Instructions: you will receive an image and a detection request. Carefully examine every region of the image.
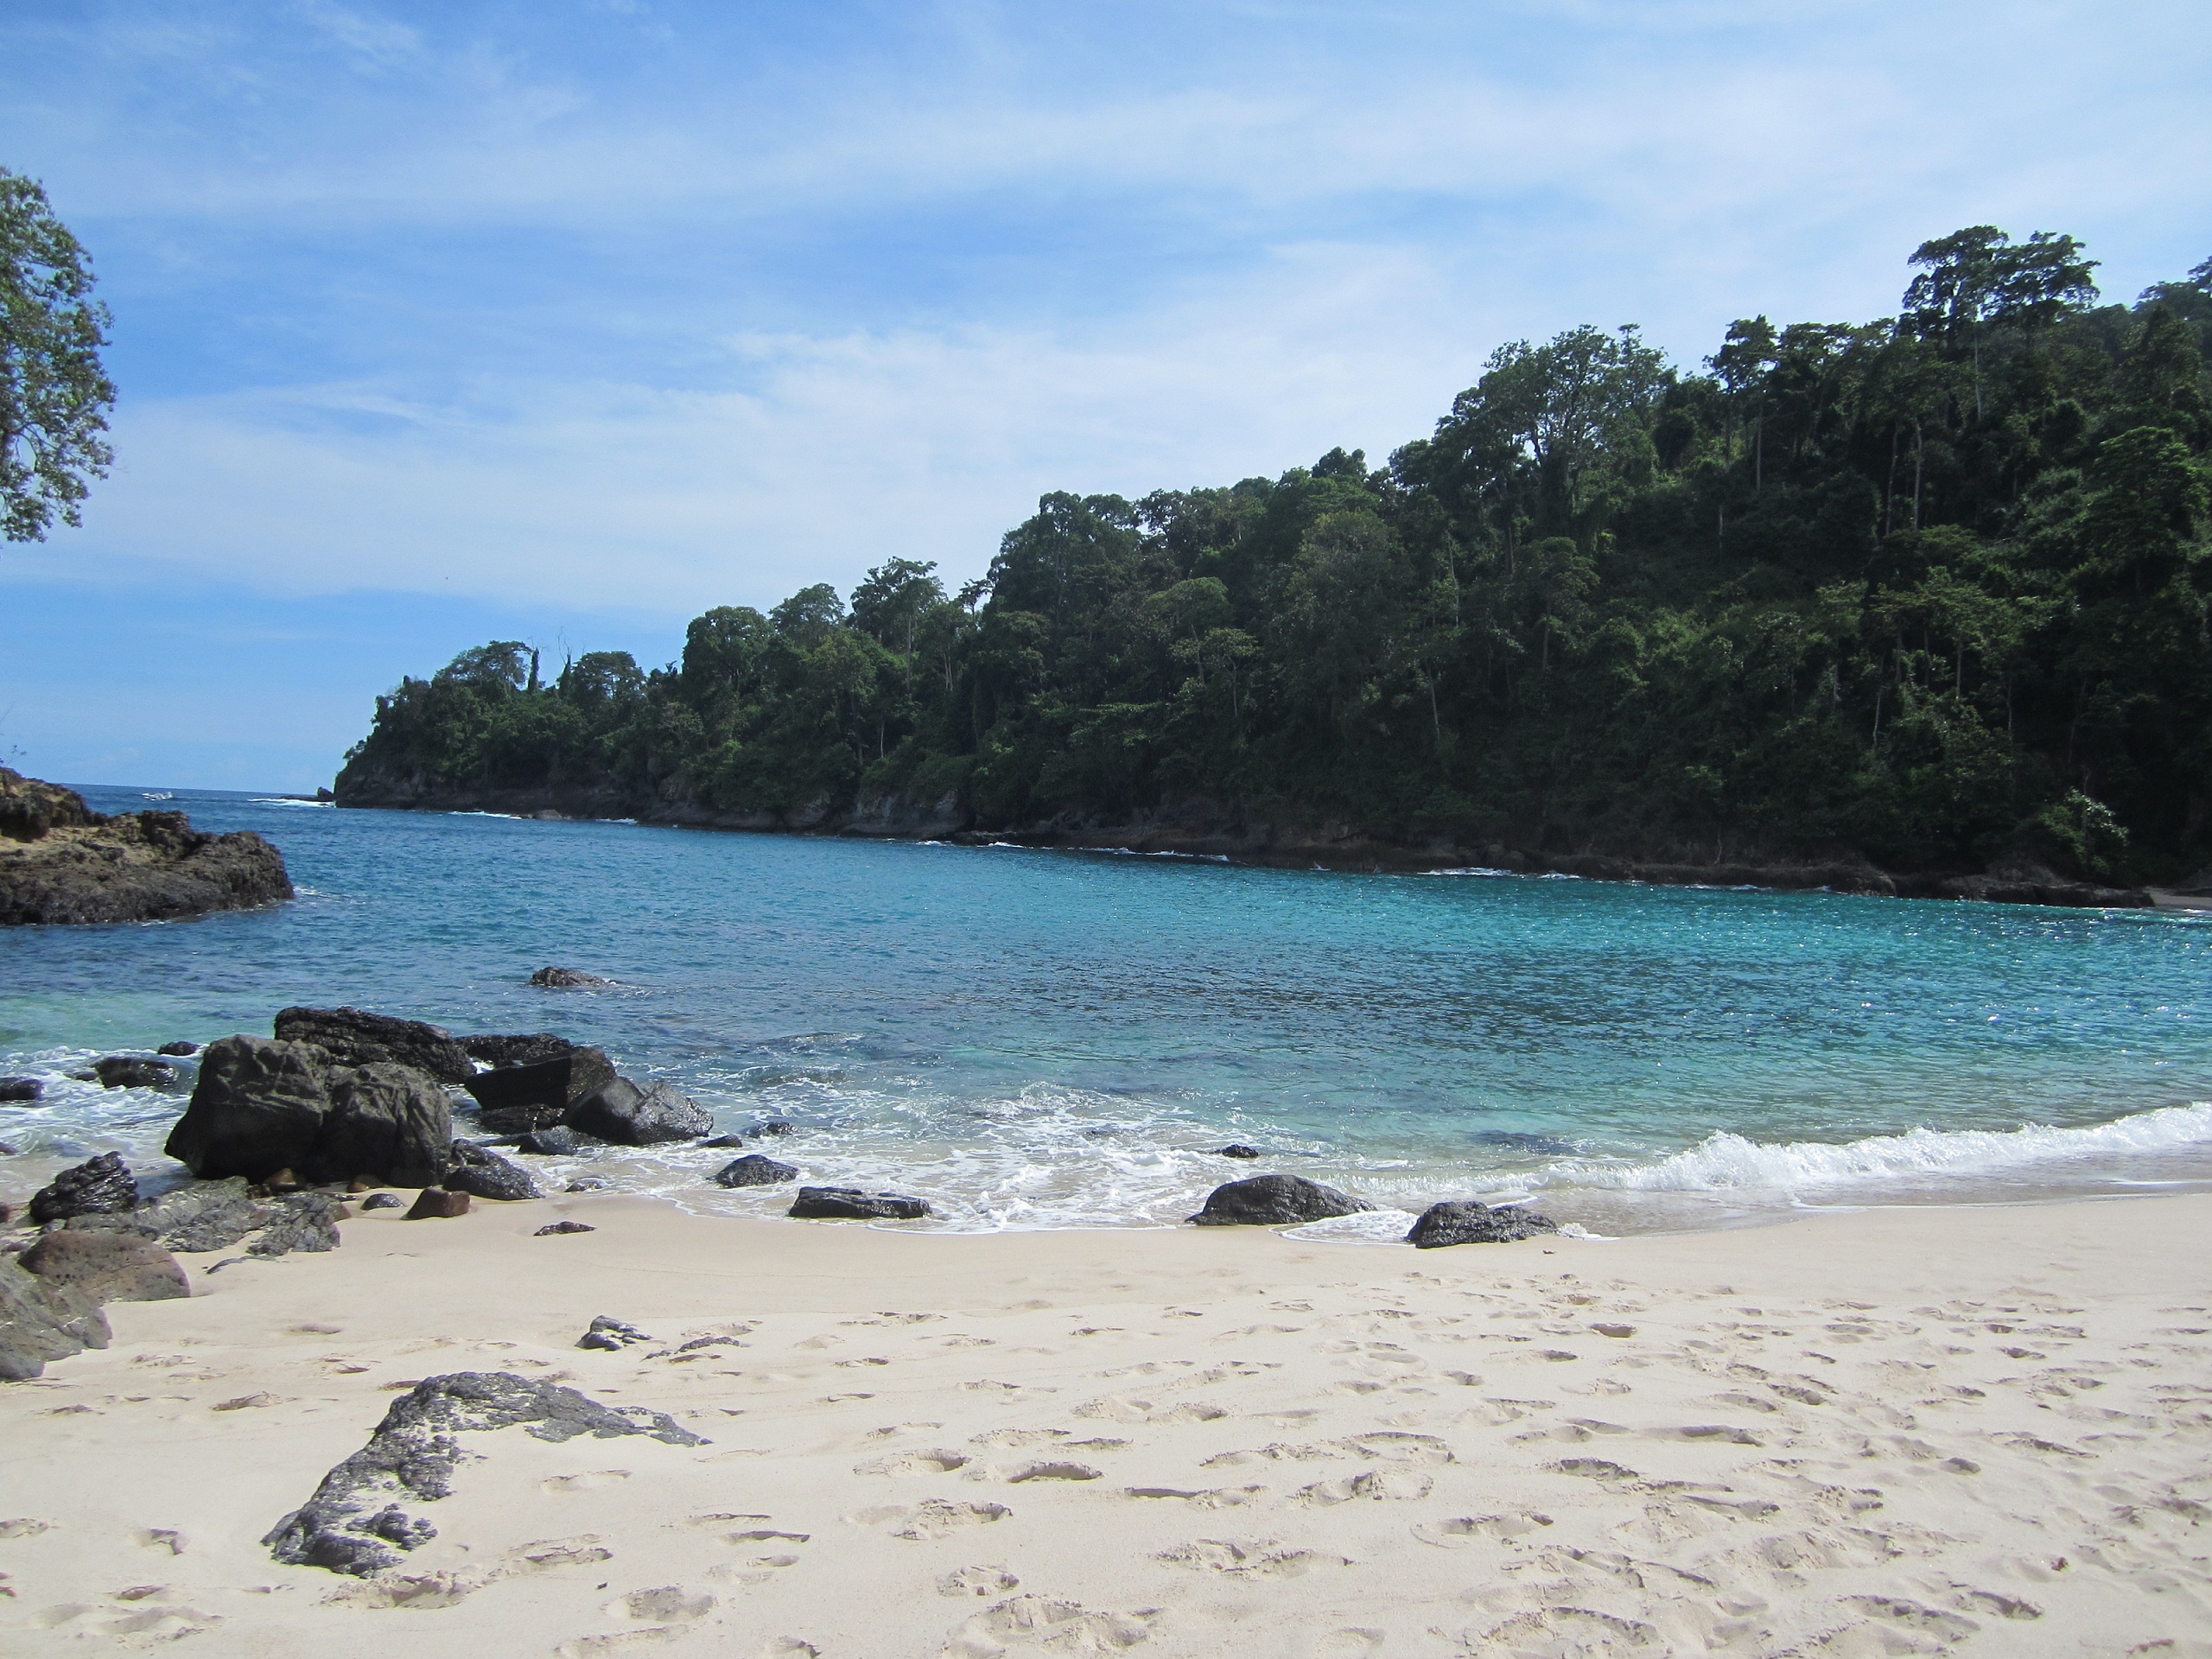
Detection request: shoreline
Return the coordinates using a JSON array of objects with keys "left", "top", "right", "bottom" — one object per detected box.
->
[{"left": 4, "top": 1189, "right": 2209, "bottom": 1653}]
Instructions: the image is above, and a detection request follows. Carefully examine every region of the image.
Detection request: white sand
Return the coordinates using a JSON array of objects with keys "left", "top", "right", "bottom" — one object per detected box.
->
[{"left": 3, "top": 1191, "right": 2210, "bottom": 1656}]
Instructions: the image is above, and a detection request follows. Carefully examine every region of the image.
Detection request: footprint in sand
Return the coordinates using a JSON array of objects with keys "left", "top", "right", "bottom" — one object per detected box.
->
[
  {"left": 1125, "top": 1485, "right": 1266, "bottom": 1510},
  {"left": 1294, "top": 1470, "right": 1433, "bottom": 1506},
  {"left": 1006, "top": 1460, "right": 1101, "bottom": 1483},
  {"left": 938, "top": 1565, "right": 1020, "bottom": 1599},
  {"left": 847, "top": 1500, "right": 1012, "bottom": 1541},
  {"left": 944, "top": 1595, "right": 1158, "bottom": 1657},
  {"left": 544, "top": 1471, "right": 632, "bottom": 1493},
  {"left": 1412, "top": 1511, "right": 1554, "bottom": 1548},
  {"left": 1154, "top": 1537, "right": 1344, "bottom": 1580},
  {"left": 609, "top": 1586, "right": 715, "bottom": 1622},
  {"left": 856, "top": 1449, "right": 970, "bottom": 1477}
]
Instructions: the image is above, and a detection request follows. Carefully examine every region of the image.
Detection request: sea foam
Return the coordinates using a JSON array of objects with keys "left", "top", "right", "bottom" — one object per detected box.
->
[{"left": 1550, "top": 1102, "right": 2212, "bottom": 1192}]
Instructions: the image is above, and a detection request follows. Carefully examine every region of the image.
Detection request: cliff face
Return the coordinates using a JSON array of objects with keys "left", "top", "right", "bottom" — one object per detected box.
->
[
  {"left": 0, "top": 771, "right": 295, "bottom": 926},
  {"left": 331, "top": 765, "right": 2153, "bottom": 908}
]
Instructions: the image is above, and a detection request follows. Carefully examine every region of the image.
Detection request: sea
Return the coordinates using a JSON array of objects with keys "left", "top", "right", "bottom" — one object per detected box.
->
[{"left": 5, "top": 785, "right": 2212, "bottom": 1240}]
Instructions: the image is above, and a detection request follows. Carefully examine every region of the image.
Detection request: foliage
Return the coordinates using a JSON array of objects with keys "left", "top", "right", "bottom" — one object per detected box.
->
[
  {"left": 340, "top": 228, "right": 2212, "bottom": 881},
  {"left": 0, "top": 168, "right": 115, "bottom": 542}
]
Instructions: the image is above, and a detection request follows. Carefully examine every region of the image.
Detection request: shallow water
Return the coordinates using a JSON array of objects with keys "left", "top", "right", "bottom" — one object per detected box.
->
[{"left": 5, "top": 785, "right": 2212, "bottom": 1235}]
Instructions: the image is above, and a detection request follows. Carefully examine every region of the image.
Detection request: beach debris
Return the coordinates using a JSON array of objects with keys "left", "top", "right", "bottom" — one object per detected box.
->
[
  {"left": 714, "top": 1154, "right": 798, "bottom": 1188},
  {"left": 166, "top": 1037, "right": 453, "bottom": 1188},
  {"left": 0, "top": 1076, "right": 41, "bottom": 1103},
  {"left": 16, "top": 1229, "right": 188, "bottom": 1302},
  {"left": 0, "top": 1258, "right": 110, "bottom": 1380},
  {"left": 530, "top": 966, "right": 613, "bottom": 988},
  {"left": 1214, "top": 1144, "right": 1262, "bottom": 1159},
  {"left": 404, "top": 1188, "right": 471, "bottom": 1220},
  {"left": 1186, "top": 1174, "right": 1373, "bottom": 1227},
  {"left": 157, "top": 1040, "right": 200, "bottom": 1057},
  {"left": 1404, "top": 1200, "right": 1560, "bottom": 1249},
  {"left": 578, "top": 1315, "right": 653, "bottom": 1350},
  {"left": 518, "top": 1125, "right": 585, "bottom": 1155},
  {"left": 789, "top": 1186, "right": 931, "bottom": 1221},
  {"left": 442, "top": 1141, "right": 542, "bottom": 1202},
  {"left": 568, "top": 1077, "right": 711, "bottom": 1146},
  {"left": 360, "top": 1192, "right": 405, "bottom": 1211},
  {"left": 92, "top": 1056, "right": 180, "bottom": 1090},
  {"left": 535, "top": 1220, "right": 595, "bottom": 1236},
  {"left": 272, "top": 1006, "right": 476, "bottom": 1085},
  {"left": 29, "top": 1152, "right": 139, "bottom": 1224},
  {"left": 262, "top": 1371, "right": 704, "bottom": 1576}
]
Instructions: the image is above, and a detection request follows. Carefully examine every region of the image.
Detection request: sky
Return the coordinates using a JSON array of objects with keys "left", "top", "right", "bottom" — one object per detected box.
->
[{"left": 2, "top": 0, "right": 2208, "bottom": 791}]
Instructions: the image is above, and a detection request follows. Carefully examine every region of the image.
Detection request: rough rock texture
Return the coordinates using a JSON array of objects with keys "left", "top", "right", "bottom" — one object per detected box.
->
[
  {"left": 530, "top": 966, "right": 612, "bottom": 988},
  {"left": 577, "top": 1315, "right": 653, "bottom": 1350},
  {"left": 262, "top": 1371, "right": 706, "bottom": 1575},
  {"left": 129, "top": 1178, "right": 272, "bottom": 1253},
  {"left": 165, "top": 1036, "right": 453, "bottom": 1187},
  {"left": 1215, "top": 1144, "right": 1262, "bottom": 1159},
  {"left": 516, "top": 1125, "right": 582, "bottom": 1155},
  {"left": 157, "top": 1040, "right": 200, "bottom": 1057},
  {"left": 1186, "top": 1173, "right": 1374, "bottom": 1227},
  {"left": 714, "top": 1154, "right": 798, "bottom": 1187},
  {"left": 274, "top": 1007, "right": 476, "bottom": 1085},
  {"left": 405, "top": 1188, "right": 470, "bottom": 1219},
  {"left": 29, "top": 1152, "right": 140, "bottom": 1224},
  {"left": 18, "top": 1230, "right": 189, "bottom": 1301},
  {"left": 250, "top": 1192, "right": 345, "bottom": 1256},
  {"left": 0, "top": 1260, "right": 110, "bottom": 1380},
  {"left": 0, "top": 1076, "right": 41, "bottom": 1103},
  {"left": 535, "top": 1220, "right": 594, "bottom": 1236},
  {"left": 0, "top": 771, "right": 295, "bottom": 927},
  {"left": 789, "top": 1185, "right": 931, "bottom": 1220},
  {"left": 566, "top": 1077, "right": 711, "bottom": 1146},
  {"left": 92, "top": 1056, "right": 180, "bottom": 1090},
  {"left": 442, "top": 1141, "right": 541, "bottom": 1202},
  {"left": 1405, "top": 1200, "right": 1562, "bottom": 1248},
  {"left": 360, "top": 1192, "right": 405, "bottom": 1211}
]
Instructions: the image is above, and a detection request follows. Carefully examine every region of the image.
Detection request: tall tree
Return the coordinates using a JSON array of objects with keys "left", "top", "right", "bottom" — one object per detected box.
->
[{"left": 0, "top": 168, "right": 116, "bottom": 543}]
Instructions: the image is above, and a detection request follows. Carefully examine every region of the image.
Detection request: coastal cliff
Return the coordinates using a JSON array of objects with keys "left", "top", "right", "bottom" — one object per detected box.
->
[{"left": 0, "top": 770, "right": 294, "bottom": 925}]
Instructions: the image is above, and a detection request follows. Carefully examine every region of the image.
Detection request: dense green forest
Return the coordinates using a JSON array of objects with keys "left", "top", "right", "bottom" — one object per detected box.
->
[{"left": 339, "top": 228, "right": 2212, "bottom": 880}]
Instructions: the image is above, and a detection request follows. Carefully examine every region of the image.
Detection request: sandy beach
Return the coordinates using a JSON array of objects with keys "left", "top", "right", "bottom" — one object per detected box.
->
[{"left": 3, "top": 1191, "right": 2209, "bottom": 1656}]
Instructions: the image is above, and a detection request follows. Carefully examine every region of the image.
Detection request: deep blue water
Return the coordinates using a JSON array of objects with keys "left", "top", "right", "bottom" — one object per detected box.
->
[{"left": 5, "top": 785, "right": 2212, "bottom": 1233}]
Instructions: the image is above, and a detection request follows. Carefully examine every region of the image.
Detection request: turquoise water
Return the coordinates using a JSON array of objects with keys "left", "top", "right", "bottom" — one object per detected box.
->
[{"left": 5, "top": 785, "right": 2212, "bottom": 1234}]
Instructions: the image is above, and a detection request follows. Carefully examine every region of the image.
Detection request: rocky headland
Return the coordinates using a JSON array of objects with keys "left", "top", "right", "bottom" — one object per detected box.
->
[{"left": 0, "top": 769, "right": 294, "bottom": 926}]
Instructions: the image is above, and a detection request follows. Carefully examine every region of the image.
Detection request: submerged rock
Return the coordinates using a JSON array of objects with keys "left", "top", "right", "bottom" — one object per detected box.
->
[
  {"left": 92, "top": 1056, "right": 179, "bottom": 1090},
  {"left": 713, "top": 1154, "right": 798, "bottom": 1187},
  {"left": 0, "top": 1077, "right": 41, "bottom": 1103},
  {"left": 272, "top": 1006, "right": 476, "bottom": 1086},
  {"left": 29, "top": 1152, "right": 139, "bottom": 1224},
  {"left": 530, "top": 966, "right": 613, "bottom": 988},
  {"left": 566, "top": 1077, "right": 710, "bottom": 1146},
  {"left": 18, "top": 1230, "right": 189, "bottom": 1301},
  {"left": 1404, "top": 1200, "right": 1560, "bottom": 1248},
  {"left": 1186, "top": 1173, "right": 1373, "bottom": 1227},
  {"left": 1214, "top": 1144, "right": 1262, "bottom": 1160},
  {"left": 157, "top": 1040, "right": 200, "bottom": 1057},
  {"left": 789, "top": 1185, "right": 931, "bottom": 1221},
  {"left": 516, "top": 1125, "right": 583, "bottom": 1156},
  {"left": 442, "top": 1142, "right": 541, "bottom": 1202},
  {"left": 262, "top": 1371, "right": 704, "bottom": 1575}
]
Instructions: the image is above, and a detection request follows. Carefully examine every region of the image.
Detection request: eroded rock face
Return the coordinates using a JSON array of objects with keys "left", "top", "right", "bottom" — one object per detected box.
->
[
  {"left": 566, "top": 1077, "right": 709, "bottom": 1145},
  {"left": 0, "top": 772, "right": 293, "bottom": 926},
  {"left": 1186, "top": 1173, "right": 1373, "bottom": 1227},
  {"left": 18, "top": 1230, "right": 190, "bottom": 1302},
  {"left": 272, "top": 1007, "right": 475, "bottom": 1085},
  {"left": 713, "top": 1154, "right": 798, "bottom": 1187},
  {"left": 1404, "top": 1199, "right": 1560, "bottom": 1248},
  {"left": 262, "top": 1371, "right": 706, "bottom": 1575},
  {"left": 789, "top": 1185, "right": 930, "bottom": 1220},
  {"left": 29, "top": 1152, "right": 140, "bottom": 1224}
]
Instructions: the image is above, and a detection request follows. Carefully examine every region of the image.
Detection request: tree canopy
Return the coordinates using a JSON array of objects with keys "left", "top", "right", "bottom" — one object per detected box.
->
[
  {"left": 0, "top": 168, "right": 114, "bottom": 543},
  {"left": 341, "top": 227, "right": 2212, "bottom": 883}
]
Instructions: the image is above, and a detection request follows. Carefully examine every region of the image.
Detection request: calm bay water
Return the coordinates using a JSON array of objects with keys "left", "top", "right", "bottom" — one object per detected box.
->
[{"left": 4, "top": 785, "right": 2212, "bottom": 1235}]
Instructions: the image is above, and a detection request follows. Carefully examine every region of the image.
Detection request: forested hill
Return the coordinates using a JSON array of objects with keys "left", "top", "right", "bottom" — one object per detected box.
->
[{"left": 338, "top": 227, "right": 2212, "bottom": 890}]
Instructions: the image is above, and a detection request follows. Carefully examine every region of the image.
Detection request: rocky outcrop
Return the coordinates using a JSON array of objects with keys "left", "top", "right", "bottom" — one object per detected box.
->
[
  {"left": 166, "top": 1035, "right": 454, "bottom": 1187},
  {"left": 0, "top": 1259, "right": 109, "bottom": 1381},
  {"left": 531, "top": 966, "right": 612, "bottom": 988},
  {"left": 0, "top": 770, "right": 293, "bottom": 925},
  {"left": 1187, "top": 1173, "right": 1373, "bottom": 1226},
  {"left": 789, "top": 1185, "right": 931, "bottom": 1220},
  {"left": 29, "top": 1152, "right": 139, "bottom": 1224},
  {"left": 18, "top": 1230, "right": 190, "bottom": 1301},
  {"left": 92, "top": 1056, "right": 181, "bottom": 1090},
  {"left": 1404, "top": 1200, "right": 1560, "bottom": 1248},
  {"left": 567, "top": 1077, "right": 710, "bottom": 1145},
  {"left": 262, "top": 1371, "right": 705, "bottom": 1575},
  {"left": 274, "top": 1007, "right": 476, "bottom": 1085},
  {"left": 461, "top": 1044, "right": 617, "bottom": 1133},
  {"left": 442, "top": 1141, "right": 541, "bottom": 1202},
  {"left": 714, "top": 1154, "right": 797, "bottom": 1187}
]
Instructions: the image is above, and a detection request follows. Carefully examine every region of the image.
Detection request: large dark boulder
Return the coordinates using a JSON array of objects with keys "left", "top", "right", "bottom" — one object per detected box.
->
[
  {"left": 1186, "top": 1173, "right": 1374, "bottom": 1227},
  {"left": 443, "top": 1142, "right": 541, "bottom": 1202},
  {"left": 565, "top": 1077, "right": 710, "bottom": 1146},
  {"left": 29, "top": 1152, "right": 140, "bottom": 1224},
  {"left": 19, "top": 1230, "right": 189, "bottom": 1301},
  {"left": 714, "top": 1154, "right": 798, "bottom": 1187},
  {"left": 461, "top": 1046, "right": 617, "bottom": 1134},
  {"left": 312, "top": 1063, "right": 454, "bottom": 1188},
  {"left": 1405, "top": 1200, "right": 1560, "bottom": 1248},
  {"left": 92, "top": 1056, "right": 180, "bottom": 1090},
  {"left": 789, "top": 1185, "right": 930, "bottom": 1220},
  {"left": 273, "top": 1007, "right": 475, "bottom": 1085},
  {"left": 0, "top": 1077, "right": 40, "bottom": 1103},
  {"left": 167, "top": 1035, "right": 334, "bottom": 1179},
  {"left": 0, "top": 1261, "right": 109, "bottom": 1380},
  {"left": 461, "top": 1032, "right": 576, "bottom": 1068}
]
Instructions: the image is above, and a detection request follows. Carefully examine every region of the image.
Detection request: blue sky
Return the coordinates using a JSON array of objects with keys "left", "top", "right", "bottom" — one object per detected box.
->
[{"left": 3, "top": 0, "right": 2208, "bottom": 789}]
